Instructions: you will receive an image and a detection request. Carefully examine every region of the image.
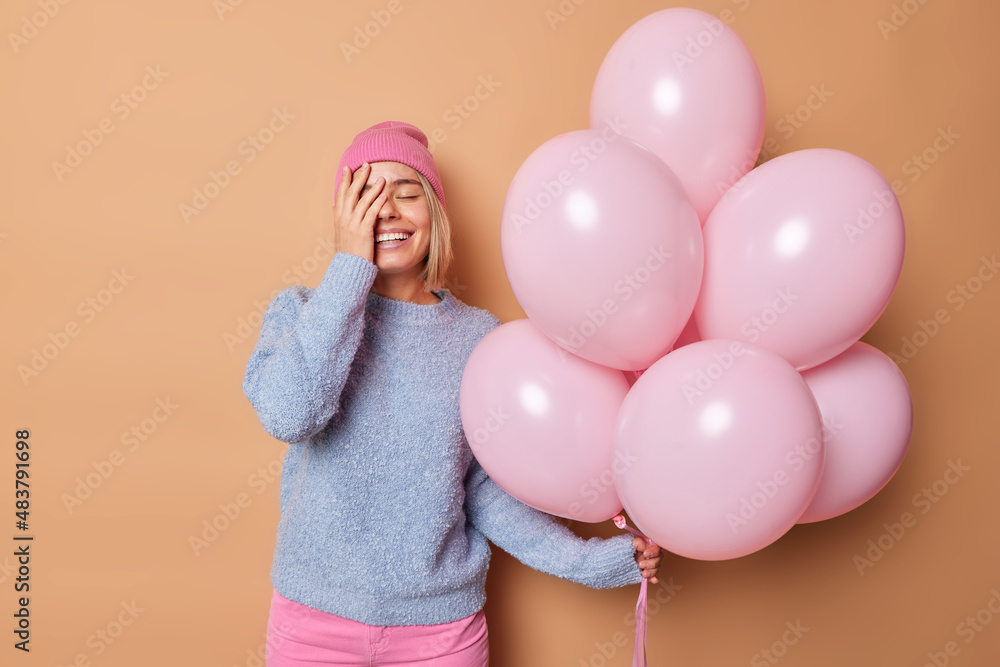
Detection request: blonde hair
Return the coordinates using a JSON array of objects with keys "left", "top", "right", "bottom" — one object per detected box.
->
[{"left": 414, "top": 170, "right": 454, "bottom": 294}]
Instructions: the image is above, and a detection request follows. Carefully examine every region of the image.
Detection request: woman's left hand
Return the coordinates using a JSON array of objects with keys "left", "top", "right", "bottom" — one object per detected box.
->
[{"left": 633, "top": 537, "right": 661, "bottom": 585}]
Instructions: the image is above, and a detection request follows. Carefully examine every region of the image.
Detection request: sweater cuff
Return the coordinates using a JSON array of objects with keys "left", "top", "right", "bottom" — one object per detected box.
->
[
  {"left": 597, "top": 533, "right": 645, "bottom": 588},
  {"left": 315, "top": 251, "right": 378, "bottom": 302}
]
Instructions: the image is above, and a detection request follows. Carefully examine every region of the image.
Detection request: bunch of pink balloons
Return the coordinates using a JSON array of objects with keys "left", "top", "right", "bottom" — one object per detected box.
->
[{"left": 460, "top": 7, "right": 912, "bottom": 560}]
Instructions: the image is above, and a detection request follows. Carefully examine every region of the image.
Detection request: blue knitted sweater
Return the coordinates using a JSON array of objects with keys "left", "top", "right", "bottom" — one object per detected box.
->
[{"left": 242, "top": 251, "right": 642, "bottom": 626}]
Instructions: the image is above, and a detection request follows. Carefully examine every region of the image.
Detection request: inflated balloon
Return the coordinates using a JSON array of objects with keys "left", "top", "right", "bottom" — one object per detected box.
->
[
  {"left": 694, "top": 148, "right": 905, "bottom": 371},
  {"left": 459, "top": 319, "right": 630, "bottom": 522},
  {"left": 500, "top": 129, "right": 703, "bottom": 371},
  {"left": 590, "top": 7, "right": 765, "bottom": 224},
  {"left": 614, "top": 339, "right": 824, "bottom": 560},
  {"left": 797, "top": 342, "right": 913, "bottom": 523}
]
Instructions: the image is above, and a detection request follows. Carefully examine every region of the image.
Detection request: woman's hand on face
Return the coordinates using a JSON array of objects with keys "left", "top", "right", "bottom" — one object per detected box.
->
[
  {"left": 633, "top": 537, "right": 662, "bottom": 585},
  {"left": 333, "top": 163, "right": 386, "bottom": 264}
]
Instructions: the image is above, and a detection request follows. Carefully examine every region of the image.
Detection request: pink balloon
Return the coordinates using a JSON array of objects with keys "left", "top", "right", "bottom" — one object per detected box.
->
[
  {"left": 500, "top": 130, "right": 703, "bottom": 371},
  {"left": 694, "top": 148, "right": 906, "bottom": 371},
  {"left": 459, "top": 319, "right": 630, "bottom": 522},
  {"left": 590, "top": 7, "right": 765, "bottom": 224},
  {"left": 614, "top": 340, "right": 824, "bottom": 560},
  {"left": 797, "top": 342, "right": 913, "bottom": 523}
]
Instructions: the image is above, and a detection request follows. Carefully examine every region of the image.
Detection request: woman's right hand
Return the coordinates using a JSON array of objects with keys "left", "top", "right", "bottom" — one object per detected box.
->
[{"left": 333, "top": 162, "right": 386, "bottom": 264}]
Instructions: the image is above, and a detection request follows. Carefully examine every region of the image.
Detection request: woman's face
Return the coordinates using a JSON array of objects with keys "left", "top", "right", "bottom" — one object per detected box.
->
[{"left": 363, "top": 161, "right": 433, "bottom": 279}]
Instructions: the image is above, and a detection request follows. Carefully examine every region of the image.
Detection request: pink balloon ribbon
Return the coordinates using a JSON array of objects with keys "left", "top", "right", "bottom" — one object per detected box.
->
[{"left": 614, "top": 515, "right": 652, "bottom": 667}]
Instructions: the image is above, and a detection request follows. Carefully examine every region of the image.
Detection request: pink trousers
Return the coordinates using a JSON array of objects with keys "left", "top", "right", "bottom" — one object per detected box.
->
[{"left": 266, "top": 589, "right": 489, "bottom": 666}]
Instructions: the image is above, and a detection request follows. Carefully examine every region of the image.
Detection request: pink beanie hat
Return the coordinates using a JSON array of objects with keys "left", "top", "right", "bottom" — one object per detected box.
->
[{"left": 334, "top": 121, "right": 446, "bottom": 210}]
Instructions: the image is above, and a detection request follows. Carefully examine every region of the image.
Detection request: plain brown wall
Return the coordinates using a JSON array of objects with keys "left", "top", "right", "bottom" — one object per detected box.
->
[{"left": 2, "top": 0, "right": 998, "bottom": 665}]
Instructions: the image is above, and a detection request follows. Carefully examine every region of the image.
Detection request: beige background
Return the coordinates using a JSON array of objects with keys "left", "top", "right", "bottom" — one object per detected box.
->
[{"left": 2, "top": 0, "right": 997, "bottom": 665}]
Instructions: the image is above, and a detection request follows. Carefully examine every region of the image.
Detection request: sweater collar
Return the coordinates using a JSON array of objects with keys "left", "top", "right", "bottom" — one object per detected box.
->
[{"left": 366, "top": 287, "right": 462, "bottom": 322}]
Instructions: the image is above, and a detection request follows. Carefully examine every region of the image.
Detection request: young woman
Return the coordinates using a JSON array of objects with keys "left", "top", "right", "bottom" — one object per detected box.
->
[{"left": 242, "top": 121, "right": 661, "bottom": 666}]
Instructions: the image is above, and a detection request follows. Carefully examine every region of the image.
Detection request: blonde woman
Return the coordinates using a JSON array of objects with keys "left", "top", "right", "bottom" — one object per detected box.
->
[{"left": 243, "top": 121, "right": 660, "bottom": 666}]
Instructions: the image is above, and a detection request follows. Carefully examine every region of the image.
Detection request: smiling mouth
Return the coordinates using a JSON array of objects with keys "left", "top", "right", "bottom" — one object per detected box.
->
[{"left": 375, "top": 232, "right": 412, "bottom": 245}]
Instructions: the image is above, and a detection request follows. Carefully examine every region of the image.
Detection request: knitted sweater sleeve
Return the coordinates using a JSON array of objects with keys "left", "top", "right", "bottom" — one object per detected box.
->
[
  {"left": 463, "top": 458, "right": 643, "bottom": 589},
  {"left": 242, "top": 251, "right": 378, "bottom": 443}
]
